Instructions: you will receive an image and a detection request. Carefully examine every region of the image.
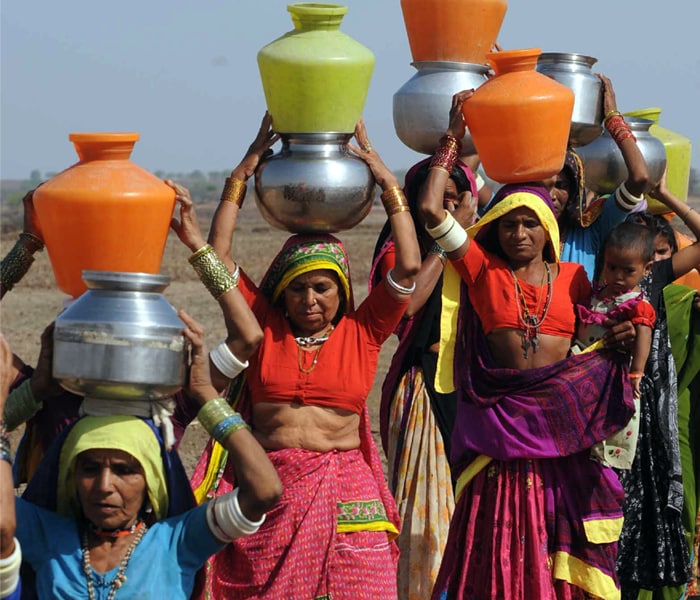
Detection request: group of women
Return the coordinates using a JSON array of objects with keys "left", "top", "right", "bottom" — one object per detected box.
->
[{"left": 1, "top": 82, "right": 699, "bottom": 600}]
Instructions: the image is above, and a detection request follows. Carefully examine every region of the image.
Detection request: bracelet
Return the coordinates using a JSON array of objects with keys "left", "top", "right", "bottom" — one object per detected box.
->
[
  {"left": 385, "top": 269, "right": 416, "bottom": 295},
  {"left": 211, "top": 413, "right": 249, "bottom": 444},
  {"left": 380, "top": 187, "right": 410, "bottom": 217},
  {"left": 425, "top": 210, "right": 456, "bottom": 240},
  {"left": 0, "top": 536, "right": 22, "bottom": 597},
  {"left": 605, "top": 113, "right": 636, "bottom": 146},
  {"left": 3, "top": 379, "right": 43, "bottom": 431},
  {"left": 603, "top": 109, "right": 622, "bottom": 123},
  {"left": 209, "top": 341, "right": 249, "bottom": 380},
  {"left": 428, "top": 241, "right": 447, "bottom": 265},
  {"left": 19, "top": 232, "right": 44, "bottom": 251},
  {"left": 430, "top": 135, "right": 461, "bottom": 174},
  {"left": 220, "top": 177, "right": 247, "bottom": 208},
  {"left": 207, "top": 488, "right": 265, "bottom": 542},
  {"left": 189, "top": 244, "right": 239, "bottom": 300},
  {"left": 683, "top": 205, "right": 694, "bottom": 219},
  {"left": 425, "top": 211, "right": 468, "bottom": 253},
  {"left": 1, "top": 236, "right": 37, "bottom": 295},
  {"left": 197, "top": 397, "right": 250, "bottom": 442},
  {"left": 629, "top": 371, "right": 644, "bottom": 380},
  {"left": 614, "top": 182, "right": 644, "bottom": 211}
]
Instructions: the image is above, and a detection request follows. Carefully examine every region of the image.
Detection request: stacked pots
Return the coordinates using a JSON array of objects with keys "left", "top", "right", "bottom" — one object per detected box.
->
[
  {"left": 256, "top": 3, "right": 375, "bottom": 233},
  {"left": 394, "top": 0, "right": 507, "bottom": 157}
]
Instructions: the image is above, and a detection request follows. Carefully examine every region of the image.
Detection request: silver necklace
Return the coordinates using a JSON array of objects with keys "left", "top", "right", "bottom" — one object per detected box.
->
[
  {"left": 81, "top": 522, "right": 147, "bottom": 600},
  {"left": 294, "top": 324, "right": 334, "bottom": 347}
]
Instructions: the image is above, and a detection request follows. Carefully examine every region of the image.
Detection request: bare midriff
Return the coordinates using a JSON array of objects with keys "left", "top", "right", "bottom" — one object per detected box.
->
[
  {"left": 252, "top": 402, "right": 361, "bottom": 452},
  {"left": 487, "top": 328, "right": 572, "bottom": 370}
]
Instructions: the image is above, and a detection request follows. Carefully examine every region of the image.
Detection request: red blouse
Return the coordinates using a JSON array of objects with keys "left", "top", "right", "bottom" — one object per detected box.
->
[
  {"left": 451, "top": 242, "right": 591, "bottom": 338},
  {"left": 238, "top": 270, "right": 409, "bottom": 415}
]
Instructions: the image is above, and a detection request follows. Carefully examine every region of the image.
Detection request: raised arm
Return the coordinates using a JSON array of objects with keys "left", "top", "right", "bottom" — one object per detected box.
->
[
  {"left": 598, "top": 75, "right": 649, "bottom": 200},
  {"left": 418, "top": 90, "right": 476, "bottom": 261},
  {"left": 647, "top": 170, "right": 700, "bottom": 278},
  {"left": 348, "top": 120, "right": 421, "bottom": 300},
  {"left": 168, "top": 183, "right": 263, "bottom": 391},
  {"left": 180, "top": 310, "right": 281, "bottom": 527},
  {"left": 207, "top": 113, "right": 279, "bottom": 273}
]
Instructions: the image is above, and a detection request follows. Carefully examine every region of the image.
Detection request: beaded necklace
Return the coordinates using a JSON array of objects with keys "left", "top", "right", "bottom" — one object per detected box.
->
[
  {"left": 296, "top": 324, "right": 334, "bottom": 373},
  {"left": 81, "top": 522, "right": 147, "bottom": 600},
  {"left": 89, "top": 519, "right": 144, "bottom": 539},
  {"left": 510, "top": 262, "right": 552, "bottom": 358}
]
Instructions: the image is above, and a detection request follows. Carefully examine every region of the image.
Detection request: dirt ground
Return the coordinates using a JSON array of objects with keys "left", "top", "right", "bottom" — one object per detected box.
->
[
  {"left": 1, "top": 193, "right": 698, "bottom": 474},
  {"left": 0, "top": 197, "right": 397, "bottom": 474}
]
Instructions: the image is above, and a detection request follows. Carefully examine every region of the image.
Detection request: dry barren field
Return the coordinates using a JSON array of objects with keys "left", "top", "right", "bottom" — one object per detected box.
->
[{"left": 0, "top": 198, "right": 397, "bottom": 473}]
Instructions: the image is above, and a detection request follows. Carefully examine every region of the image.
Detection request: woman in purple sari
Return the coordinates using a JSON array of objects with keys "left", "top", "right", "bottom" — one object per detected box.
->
[{"left": 420, "top": 91, "right": 637, "bottom": 599}]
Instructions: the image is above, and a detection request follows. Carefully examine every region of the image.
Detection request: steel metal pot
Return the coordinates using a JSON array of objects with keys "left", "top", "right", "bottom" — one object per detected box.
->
[
  {"left": 254, "top": 132, "right": 375, "bottom": 233},
  {"left": 393, "top": 61, "right": 490, "bottom": 155},
  {"left": 575, "top": 117, "right": 667, "bottom": 195},
  {"left": 536, "top": 52, "right": 603, "bottom": 147},
  {"left": 53, "top": 271, "right": 187, "bottom": 400}
]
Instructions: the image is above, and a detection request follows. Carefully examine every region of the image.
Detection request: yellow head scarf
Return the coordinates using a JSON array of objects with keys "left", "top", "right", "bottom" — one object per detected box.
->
[{"left": 57, "top": 415, "right": 169, "bottom": 520}]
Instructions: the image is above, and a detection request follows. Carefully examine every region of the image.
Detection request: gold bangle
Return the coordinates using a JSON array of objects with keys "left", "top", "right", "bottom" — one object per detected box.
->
[
  {"left": 188, "top": 244, "right": 239, "bottom": 299},
  {"left": 380, "top": 187, "right": 409, "bottom": 217},
  {"left": 604, "top": 109, "right": 621, "bottom": 123},
  {"left": 220, "top": 177, "right": 247, "bottom": 208},
  {"left": 429, "top": 165, "right": 450, "bottom": 176}
]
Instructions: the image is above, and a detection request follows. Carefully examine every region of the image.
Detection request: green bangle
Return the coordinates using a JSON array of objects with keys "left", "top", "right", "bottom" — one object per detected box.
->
[
  {"left": 1, "top": 237, "right": 36, "bottom": 295},
  {"left": 4, "top": 379, "right": 42, "bottom": 431},
  {"left": 188, "top": 244, "right": 239, "bottom": 300},
  {"left": 197, "top": 397, "right": 235, "bottom": 435}
]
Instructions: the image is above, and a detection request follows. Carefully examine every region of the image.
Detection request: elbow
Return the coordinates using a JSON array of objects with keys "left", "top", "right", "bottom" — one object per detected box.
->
[
  {"left": 253, "top": 478, "right": 283, "bottom": 514},
  {"left": 625, "top": 167, "right": 650, "bottom": 197}
]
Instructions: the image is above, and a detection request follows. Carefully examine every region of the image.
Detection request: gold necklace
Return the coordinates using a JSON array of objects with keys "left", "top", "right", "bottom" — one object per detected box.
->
[{"left": 510, "top": 262, "right": 553, "bottom": 358}]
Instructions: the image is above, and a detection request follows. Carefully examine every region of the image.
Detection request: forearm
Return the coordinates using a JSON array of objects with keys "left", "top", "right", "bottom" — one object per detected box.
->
[
  {"left": 405, "top": 249, "right": 445, "bottom": 317},
  {"left": 1, "top": 233, "right": 44, "bottom": 300},
  {"left": 3, "top": 379, "right": 42, "bottom": 431},
  {"left": 630, "top": 325, "right": 652, "bottom": 374}
]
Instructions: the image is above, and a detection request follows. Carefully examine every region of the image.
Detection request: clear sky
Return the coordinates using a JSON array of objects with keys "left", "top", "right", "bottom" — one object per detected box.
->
[{"left": 2, "top": 0, "right": 698, "bottom": 180}]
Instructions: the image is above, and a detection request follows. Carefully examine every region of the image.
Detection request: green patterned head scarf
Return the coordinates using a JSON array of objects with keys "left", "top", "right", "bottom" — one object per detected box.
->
[{"left": 260, "top": 234, "right": 353, "bottom": 310}]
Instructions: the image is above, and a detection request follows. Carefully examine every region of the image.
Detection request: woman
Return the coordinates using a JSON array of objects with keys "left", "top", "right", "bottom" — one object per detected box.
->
[
  {"left": 420, "top": 91, "right": 637, "bottom": 599},
  {"left": 614, "top": 175, "right": 700, "bottom": 600},
  {"left": 369, "top": 155, "right": 477, "bottom": 599},
  {"left": 546, "top": 74, "right": 649, "bottom": 281},
  {"left": 187, "top": 114, "right": 421, "bottom": 599},
  {"left": 1, "top": 311, "right": 281, "bottom": 599}
]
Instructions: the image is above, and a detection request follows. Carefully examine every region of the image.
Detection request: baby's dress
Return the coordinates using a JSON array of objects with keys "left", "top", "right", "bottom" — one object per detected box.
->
[{"left": 574, "top": 290, "right": 655, "bottom": 469}]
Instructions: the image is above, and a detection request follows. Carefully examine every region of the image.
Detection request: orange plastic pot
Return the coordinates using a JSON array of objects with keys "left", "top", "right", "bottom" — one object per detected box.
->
[
  {"left": 33, "top": 133, "right": 176, "bottom": 297},
  {"left": 463, "top": 48, "right": 574, "bottom": 184},
  {"left": 400, "top": 0, "right": 507, "bottom": 64}
]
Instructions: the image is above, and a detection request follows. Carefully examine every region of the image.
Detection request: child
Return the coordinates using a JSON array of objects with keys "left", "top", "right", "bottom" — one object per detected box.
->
[{"left": 574, "top": 222, "right": 656, "bottom": 469}]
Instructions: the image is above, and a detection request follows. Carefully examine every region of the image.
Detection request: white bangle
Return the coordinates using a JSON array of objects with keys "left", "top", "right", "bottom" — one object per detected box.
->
[
  {"left": 615, "top": 181, "right": 644, "bottom": 210},
  {"left": 206, "top": 487, "right": 266, "bottom": 542},
  {"left": 436, "top": 222, "right": 468, "bottom": 252},
  {"left": 209, "top": 341, "right": 249, "bottom": 379},
  {"left": 425, "top": 210, "right": 455, "bottom": 240},
  {"left": 475, "top": 173, "right": 486, "bottom": 192},
  {"left": 0, "top": 537, "right": 22, "bottom": 597},
  {"left": 386, "top": 269, "right": 416, "bottom": 295}
]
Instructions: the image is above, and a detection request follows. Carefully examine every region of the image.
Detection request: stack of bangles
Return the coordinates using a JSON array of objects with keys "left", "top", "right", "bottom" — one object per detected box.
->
[
  {"left": 220, "top": 177, "right": 247, "bottom": 208},
  {"left": 189, "top": 244, "right": 240, "bottom": 300},
  {"left": 0, "top": 421, "right": 12, "bottom": 465},
  {"left": 425, "top": 210, "right": 468, "bottom": 253},
  {"left": 430, "top": 134, "right": 462, "bottom": 175},
  {"left": 604, "top": 110, "right": 636, "bottom": 146},
  {"left": 0, "top": 232, "right": 44, "bottom": 295},
  {"left": 380, "top": 186, "right": 410, "bottom": 217},
  {"left": 197, "top": 397, "right": 250, "bottom": 445}
]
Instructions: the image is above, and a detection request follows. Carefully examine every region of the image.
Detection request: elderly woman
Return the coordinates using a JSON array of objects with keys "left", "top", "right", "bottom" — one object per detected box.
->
[
  {"left": 420, "top": 91, "right": 637, "bottom": 600},
  {"left": 0, "top": 311, "right": 281, "bottom": 600},
  {"left": 368, "top": 156, "right": 477, "bottom": 599},
  {"left": 182, "top": 114, "right": 421, "bottom": 599}
]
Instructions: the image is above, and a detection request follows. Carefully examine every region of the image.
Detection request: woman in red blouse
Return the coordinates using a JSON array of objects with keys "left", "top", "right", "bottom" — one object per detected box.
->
[{"left": 185, "top": 114, "right": 421, "bottom": 599}]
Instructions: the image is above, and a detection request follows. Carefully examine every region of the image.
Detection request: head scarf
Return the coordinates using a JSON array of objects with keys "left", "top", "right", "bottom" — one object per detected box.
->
[
  {"left": 57, "top": 415, "right": 169, "bottom": 520},
  {"left": 260, "top": 233, "right": 353, "bottom": 311},
  {"left": 467, "top": 183, "right": 561, "bottom": 263}
]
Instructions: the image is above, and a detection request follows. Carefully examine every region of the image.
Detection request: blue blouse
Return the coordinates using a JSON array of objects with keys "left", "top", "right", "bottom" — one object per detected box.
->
[{"left": 16, "top": 499, "right": 224, "bottom": 599}]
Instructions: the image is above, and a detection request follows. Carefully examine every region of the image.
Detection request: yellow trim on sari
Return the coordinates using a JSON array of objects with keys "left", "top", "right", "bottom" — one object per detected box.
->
[
  {"left": 193, "top": 441, "right": 227, "bottom": 505},
  {"left": 583, "top": 516, "right": 624, "bottom": 544},
  {"left": 552, "top": 551, "right": 621, "bottom": 600},
  {"left": 454, "top": 454, "right": 494, "bottom": 501},
  {"left": 337, "top": 521, "right": 400, "bottom": 536},
  {"left": 272, "top": 258, "right": 351, "bottom": 305}
]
